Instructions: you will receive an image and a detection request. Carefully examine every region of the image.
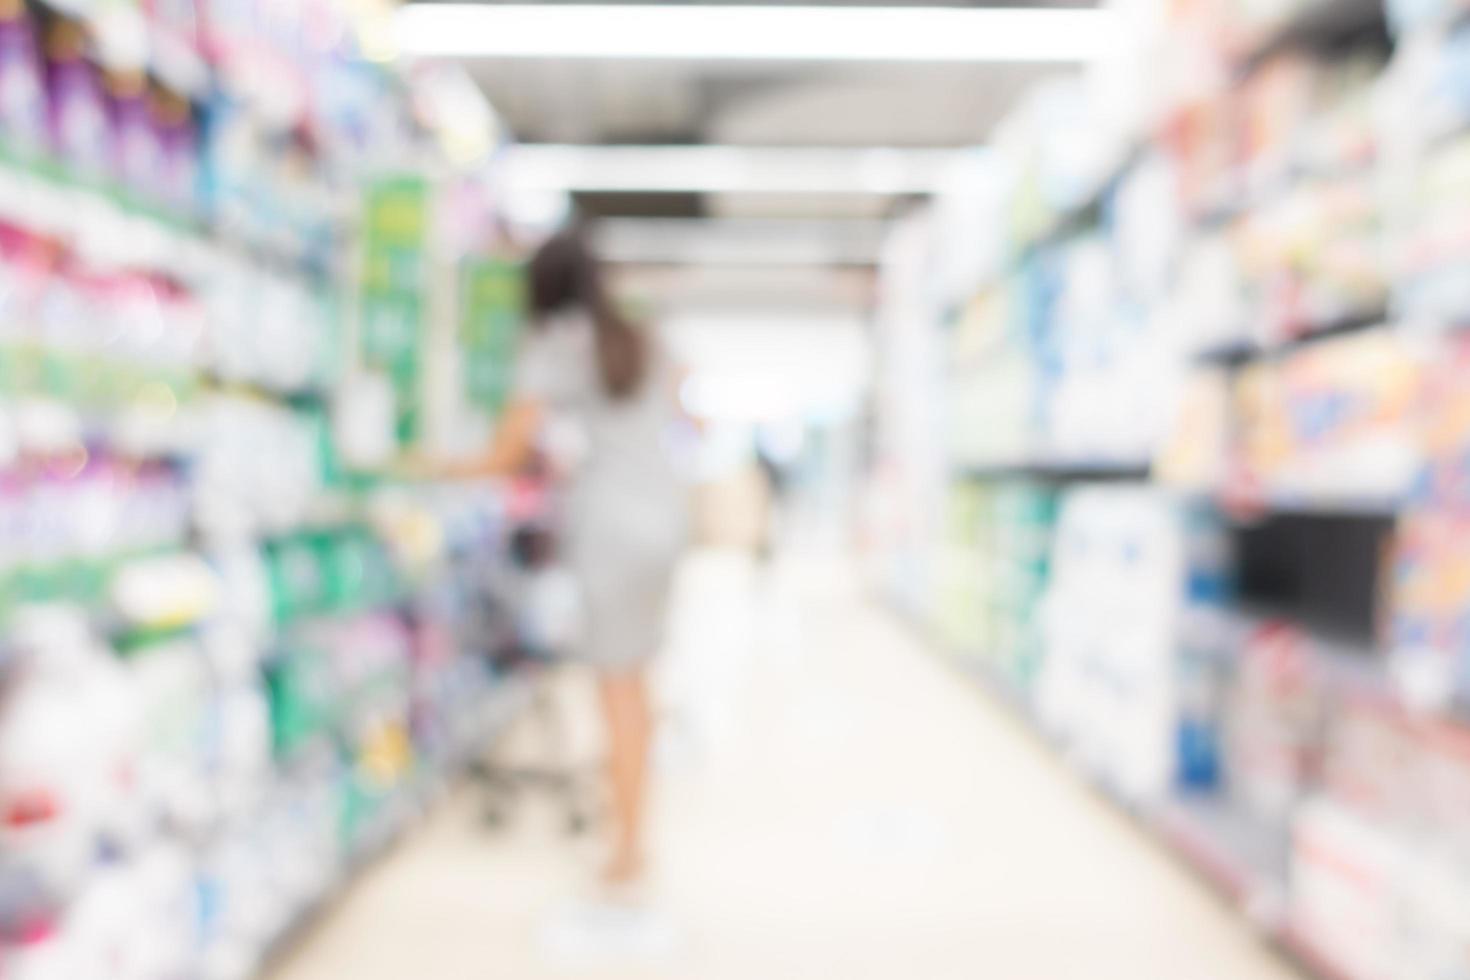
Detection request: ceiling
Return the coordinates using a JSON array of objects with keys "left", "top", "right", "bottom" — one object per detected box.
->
[
  {"left": 466, "top": 59, "right": 1059, "bottom": 149},
  {"left": 405, "top": 0, "right": 1084, "bottom": 316}
]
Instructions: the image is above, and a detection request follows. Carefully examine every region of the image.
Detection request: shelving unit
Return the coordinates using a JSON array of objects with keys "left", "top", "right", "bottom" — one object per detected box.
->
[
  {"left": 0, "top": 2, "right": 537, "bottom": 977},
  {"left": 922, "top": 618, "right": 1290, "bottom": 931},
  {"left": 873, "top": 0, "right": 1470, "bottom": 975},
  {"left": 922, "top": 618, "right": 1379, "bottom": 980},
  {"left": 254, "top": 674, "right": 533, "bottom": 973}
]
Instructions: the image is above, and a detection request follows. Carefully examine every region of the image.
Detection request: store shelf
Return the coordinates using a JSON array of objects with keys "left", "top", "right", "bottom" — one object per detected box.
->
[
  {"left": 907, "top": 604, "right": 1400, "bottom": 978},
  {"left": 0, "top": 153, "right": 345, "bottom": 290},
  {"left": 1158, "top": 799, "right": 1361, "bottom": 980},
  {"left": 202, "top": 376, "right": 335, "bottom": 408},
  {"left": 258, "top": 674, "right": 532, "bottom": 974},
  {"left": 893, "top": 605, "right": 1351, "bottom": 980},
  {"left": 956, "top": 653, "right": 1037, "bottom": 723},
  {"left": 956, "top": 460, "right": 1154, "bottom": 483},
  {"left": 874, "top": 0, "right": 1470, "bottom": 975},
  {"left": 1151, "top": 797, "right": 1289, "bottom": 914},
  {"left": 1215, "top": 491, "right": 1406, "bottom": 519},
  {"left": 0, "top": 0, "right": 529, "bottom": 972},
  {"left": 1191, "top": 338, "right": 1261, "bottom": 368},
  {"left": 1192, "top": 306, "right": 1392, "bottom": 369},
  {"left": 1281, "top": 305, "right": 1394, "bottom": 348},
  {"left": 1016, "top": 144, "right": 1146, "bottom": 260},
  {"left": 1280, "top": 926, "right": 1359, "bottom": 980},
  {"left": 1168, "top": 484, "right": 1405, "bottom": 520}
]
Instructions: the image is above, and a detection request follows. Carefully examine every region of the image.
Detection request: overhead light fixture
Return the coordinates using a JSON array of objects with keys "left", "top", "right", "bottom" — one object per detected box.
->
[
  {"left": 593, "top": 218, "right": 888, "bottom": 266},
  {"left": 395, "top": 4, "right": 1117, "bottom": 63},
  {"left": 494, "top": 144, "right": 977, "bottom": 195}
]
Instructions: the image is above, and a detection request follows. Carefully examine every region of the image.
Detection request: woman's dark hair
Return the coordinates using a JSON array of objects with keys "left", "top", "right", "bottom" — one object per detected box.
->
[{"left": 527, "top": 228, "right": 647, "bottom": 399}]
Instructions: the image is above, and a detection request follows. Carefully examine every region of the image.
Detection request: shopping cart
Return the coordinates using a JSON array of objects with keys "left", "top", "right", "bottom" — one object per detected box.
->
[{"left": 468, "top": 489, "right": 602, "bottom": 838}]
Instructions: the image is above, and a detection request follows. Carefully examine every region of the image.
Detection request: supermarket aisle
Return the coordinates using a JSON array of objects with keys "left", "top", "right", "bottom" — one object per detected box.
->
[{"left": 267, "top": 551, "right": 1298, "bottom": 980}]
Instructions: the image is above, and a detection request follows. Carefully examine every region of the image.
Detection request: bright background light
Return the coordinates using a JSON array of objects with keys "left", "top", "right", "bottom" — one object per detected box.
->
[{"left": 669, "top": 313, "right": 872, "bottom": 424}]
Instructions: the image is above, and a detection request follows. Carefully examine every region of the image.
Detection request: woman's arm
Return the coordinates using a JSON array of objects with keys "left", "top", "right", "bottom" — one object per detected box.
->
[
  {"left": 669, "top": 361, "right": 705, "bottom": 434},
  {"left": 421, "top": 398, "right": 543, "bottom": 480}
]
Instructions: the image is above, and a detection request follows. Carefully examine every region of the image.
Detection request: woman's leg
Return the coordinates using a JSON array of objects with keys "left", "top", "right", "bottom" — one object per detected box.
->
[{"left": 598, "top": 667, "right": 652, "bottom": 884}]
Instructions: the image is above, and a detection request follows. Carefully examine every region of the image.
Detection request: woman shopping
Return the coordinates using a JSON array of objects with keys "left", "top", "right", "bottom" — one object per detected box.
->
[{"left": 426, "top": 227, "right": 689, "bottom": 887}]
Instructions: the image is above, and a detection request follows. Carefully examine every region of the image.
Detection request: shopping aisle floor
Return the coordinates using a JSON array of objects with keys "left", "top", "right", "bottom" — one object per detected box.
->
[{"left": 267, "top": 551, "right": 1300, "bottom": 980}]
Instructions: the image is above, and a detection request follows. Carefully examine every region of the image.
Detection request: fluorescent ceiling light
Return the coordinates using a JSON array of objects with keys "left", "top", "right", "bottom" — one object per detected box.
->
[
  {"left": 396, "top": 4, "right": 1116, "bottom": 63},
  {"left": 594, "top": 218, "right": 887, "bottom": 266},
  {"left": 496, "top": 144, "right": 975, "bottom": 194}
]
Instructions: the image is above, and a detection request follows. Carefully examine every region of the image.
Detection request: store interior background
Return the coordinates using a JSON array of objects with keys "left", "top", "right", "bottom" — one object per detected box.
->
[{"left": 3, "top": 0, "right": 1470, "bottom": 978}]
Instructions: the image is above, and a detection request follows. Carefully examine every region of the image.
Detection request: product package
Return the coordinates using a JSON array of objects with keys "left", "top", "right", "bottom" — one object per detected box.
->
[
  {"left": 1037, "top": 486, "right": 1186, "bottom": 802},
  {"left": 1232, "top": 327, "right": 1425, "bottom": 507}
]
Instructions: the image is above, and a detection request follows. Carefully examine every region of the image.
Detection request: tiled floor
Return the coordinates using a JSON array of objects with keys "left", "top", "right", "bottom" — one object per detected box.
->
[{"left": 267, "top": 551, "right": 1300, "bottom": 980}]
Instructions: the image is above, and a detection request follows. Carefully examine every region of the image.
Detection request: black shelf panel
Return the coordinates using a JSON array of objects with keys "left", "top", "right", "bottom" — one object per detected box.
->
[{"left": 1231, "top": 510, "right": 1395, "bottom": 647}]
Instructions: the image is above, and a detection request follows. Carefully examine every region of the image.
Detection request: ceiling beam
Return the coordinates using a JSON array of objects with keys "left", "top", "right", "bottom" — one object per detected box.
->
[
  {"left": 496, "top": 144, "right": 978, "bottom": 195},
  {"left": 396, "top": 4, "right": 1117, "bottom": 63}
]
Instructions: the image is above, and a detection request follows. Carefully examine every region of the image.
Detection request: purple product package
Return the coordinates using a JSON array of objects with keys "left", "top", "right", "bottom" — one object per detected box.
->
[
  {"left": 0, "top": 8, "right": 47, "bottom": 158},
  {"left": 152, "top": 93, "right": 197, "bottom": 215},
  {"left": 107, "top": 79, "right": 162, "bottom": 199},
  {"left": 44, "top": 30, "right": 109, "bottom": 181}
]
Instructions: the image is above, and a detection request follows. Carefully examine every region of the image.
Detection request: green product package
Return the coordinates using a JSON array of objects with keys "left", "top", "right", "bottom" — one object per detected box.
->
[
  {"left": 265, "top": 645, "right": 332, "bottom": 760},
  {"left": 324, "top": 531, "right": 373, "bottom": 611},
  {"left": 386, "top": 354, "right": 422, "bottom": 444},
  {"left": 266, "top": 536, "right": 329, "bottom": 625},
  {"left": 339, "top": 768, "right": 384, "bottom": 855},
  {"left": 357, "top": 534, "right": 401, "bottom": 608},
  {"left": 302, "top": 407, "right": 346, "bottom": 490},
  {"left": 460, "top": 258, "right": 526, "bottom": 415},
  {"left": 360, "top": 293, "right": 422, "bottom": 375},
  {"left": 312, "top": 285, "right": 344, "bottom": 391},
  {"left": 265, "top": 528, "right": 401, "bottom": 622},
  {"left": 360, "top": 176, "right": 431, "bottom": 446},
  {"left": 362, "top": 179, "right": 428, "bottom": 296}
]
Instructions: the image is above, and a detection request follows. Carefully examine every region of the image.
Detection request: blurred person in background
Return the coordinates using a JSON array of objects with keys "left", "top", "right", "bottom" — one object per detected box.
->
[
  {"left": 755, "top": 439, "right": 791, "bottom": 566},
  {"left": 426, "top": 227, "right": 688, "bottom": 889}
]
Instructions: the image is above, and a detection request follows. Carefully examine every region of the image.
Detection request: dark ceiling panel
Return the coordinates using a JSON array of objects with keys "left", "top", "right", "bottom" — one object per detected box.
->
[{"left": 573, "top": 191, "right": 708, "bottom": 219}]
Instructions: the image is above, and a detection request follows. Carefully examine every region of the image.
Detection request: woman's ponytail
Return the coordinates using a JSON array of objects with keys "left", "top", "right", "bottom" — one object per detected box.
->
[{"left": 528, "top": 228, "right": 647, "bottom": 400}]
